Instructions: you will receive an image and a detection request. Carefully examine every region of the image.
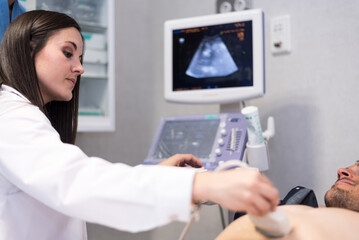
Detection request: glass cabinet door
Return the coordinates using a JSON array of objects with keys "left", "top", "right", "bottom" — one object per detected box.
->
[{"left": 22, "top": 0, "right": 115, "bottom": 132}]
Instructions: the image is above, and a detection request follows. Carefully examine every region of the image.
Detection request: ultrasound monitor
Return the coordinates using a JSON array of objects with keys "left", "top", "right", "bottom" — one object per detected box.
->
[{"left": 164, "top": 9, "right": 265, "bottom": 104}]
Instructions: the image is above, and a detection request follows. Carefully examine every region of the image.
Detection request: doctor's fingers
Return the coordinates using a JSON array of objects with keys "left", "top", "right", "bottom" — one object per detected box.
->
[
  {"left": 234, "top": 171, "right": 279, "bottom": 213},
  {"left": 219, "top": 189, "right": 274, "bottom": 215},
  {"left": 237, "top": 168, "right": 275, "bottom": 187},
  {"left": 175, "top": 154, "right": 203, "bottom": 167},
  {"left": 241, "top": 201, "right": 272, "bottom": 217},
  {"left": 246, "top": 190, "right": 279, "bottom": 216},
  {"left": 226, "top": 185, "right": 279, "bottom": 216},
  {"left": 252, "top": 173, "right": 279, "bottom": 208},
  {"left": 180, "top": 155, "right": 203, "bottom": 167},
  {"left": 246, "top": 176, "right": 280, "bottom": 212},
  {"left": 159, "top": 154, "right": 203, "bottom": 167}
]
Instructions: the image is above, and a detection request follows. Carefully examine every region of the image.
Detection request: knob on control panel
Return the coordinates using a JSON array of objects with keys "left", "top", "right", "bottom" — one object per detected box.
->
[{"left": 220, "top": 128, "right": 227, "bottom": 136}]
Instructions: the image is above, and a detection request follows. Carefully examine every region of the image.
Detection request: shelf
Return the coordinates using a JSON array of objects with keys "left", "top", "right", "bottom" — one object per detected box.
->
[
  {"left": 78, "top": 115, "right": 115, "bottom": 132},
  {"left": 35, "top": 0, "right": 115, "bottom": 132},
  {"left": 79, "top": 107, "right": 103, "bottom": 116},
  {"left": 79, "top": 22, "right": 107, "bottom": 33},
  {"left": 81, "top": 75, "right": 108, "bottom": 80}
]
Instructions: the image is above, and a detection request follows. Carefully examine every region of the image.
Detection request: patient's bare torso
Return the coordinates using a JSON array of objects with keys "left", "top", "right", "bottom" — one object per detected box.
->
[{"left": 216, "top": 205, "right": 359, "bottom": 240}]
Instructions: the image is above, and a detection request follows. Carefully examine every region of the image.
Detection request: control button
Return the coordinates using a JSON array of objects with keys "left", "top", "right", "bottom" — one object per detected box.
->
[
  {"left": 220, "top": 128, "right": 227, "bottom": 136},
  {"left": 230, "top": 128, "right": 237, "bottom": 151},
  {"left": 220, "top": 122, "right": 226, "bottom": 128},
  {"left": 215, "top": 148, "right": 222, "bottom": 156},
  {"left": 218, "top": 138, "right": 225, "bottom": 146}
]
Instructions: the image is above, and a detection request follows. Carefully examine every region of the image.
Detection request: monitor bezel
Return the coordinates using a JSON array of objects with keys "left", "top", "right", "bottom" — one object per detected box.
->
[{"left": 164, "top": 9, "right": 265, "bottom": 104}]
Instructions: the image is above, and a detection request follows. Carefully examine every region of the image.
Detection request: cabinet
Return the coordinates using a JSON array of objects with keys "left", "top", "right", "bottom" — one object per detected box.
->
[{"left": 21, "top": 0, "right": 115, "bottom": 132}]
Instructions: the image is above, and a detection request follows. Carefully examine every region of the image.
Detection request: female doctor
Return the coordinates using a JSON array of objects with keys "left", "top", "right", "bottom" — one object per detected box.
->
[{"left": 0, "top": 10, "right": 279, "bottom": 239}]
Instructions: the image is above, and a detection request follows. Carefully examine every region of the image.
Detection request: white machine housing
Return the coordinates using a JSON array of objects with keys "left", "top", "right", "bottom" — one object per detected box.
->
[{"left": 164, "top": 9, "right": 265, "bottom": 104}]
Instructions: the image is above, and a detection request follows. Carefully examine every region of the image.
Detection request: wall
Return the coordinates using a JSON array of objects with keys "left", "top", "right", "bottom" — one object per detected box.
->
[
  {"left": 251, "top": 0, "right": 359, "bottom": 202},
  {"left": 76, "top": 0, "right": 359, "bottom": 239}
]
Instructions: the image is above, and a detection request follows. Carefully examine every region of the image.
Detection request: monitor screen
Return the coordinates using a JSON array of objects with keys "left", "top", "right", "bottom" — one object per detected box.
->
[
  {"left": 164, "top": 9, "right": 265, "bottom": 104},
  {"left": 153, "top": 119, "right": 220, "bottom": 159},
  {"left": 143, "top": 113, "right": 248, "bottom": 170}
]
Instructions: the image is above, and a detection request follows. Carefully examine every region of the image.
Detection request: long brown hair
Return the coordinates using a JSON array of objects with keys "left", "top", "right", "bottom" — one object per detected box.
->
[{"left": 0, "top": 10, "right": 83, "bottom": 144}]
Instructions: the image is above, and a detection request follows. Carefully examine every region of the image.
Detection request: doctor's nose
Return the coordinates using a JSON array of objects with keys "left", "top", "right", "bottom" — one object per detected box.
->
[
  {"left": 337, "top": 168, "right": 352, "bottom": 179},
  {"left": 73, "top": 62, "right": 85, "bottom": 75}
]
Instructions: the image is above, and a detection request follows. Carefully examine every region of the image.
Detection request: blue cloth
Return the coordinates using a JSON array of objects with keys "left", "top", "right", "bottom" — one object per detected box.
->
[{"left": 0, "top": 0, "right": 26, "bottom": 42}]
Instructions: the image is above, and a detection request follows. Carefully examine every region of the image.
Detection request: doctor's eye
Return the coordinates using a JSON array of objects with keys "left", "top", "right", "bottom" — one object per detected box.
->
[{"left": 63, "top": 50, "right": 73, "bottom": 58}]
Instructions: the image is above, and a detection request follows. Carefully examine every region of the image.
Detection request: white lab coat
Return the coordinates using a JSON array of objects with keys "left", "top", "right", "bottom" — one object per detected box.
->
[{"left": 0, "top": 85, "right": 196, "bottom": 239}]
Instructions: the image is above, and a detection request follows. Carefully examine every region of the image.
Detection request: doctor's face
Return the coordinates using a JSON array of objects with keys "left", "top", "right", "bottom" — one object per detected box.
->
[
  {"left": 35, "top": 27, "right": 84, "bottom": 105},
  {"left": 325, "top": 161, "right": 359, "bottom": 212}
]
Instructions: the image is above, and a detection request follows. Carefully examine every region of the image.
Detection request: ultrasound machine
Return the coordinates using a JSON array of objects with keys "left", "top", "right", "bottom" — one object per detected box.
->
[
  {"left": 143, "top": 9, "right": 289, "bottom": 240},
  {"left": 144, "top": 8, "right": 273, "bottom": 171}
]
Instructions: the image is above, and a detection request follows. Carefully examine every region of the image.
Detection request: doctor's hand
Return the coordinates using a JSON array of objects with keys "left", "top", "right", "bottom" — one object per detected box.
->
[
  {"left": 158, "top": 154, "right": 204, "bottom": 168},
  {"left": 192, "top": 169, "right": 279, "bottom": 216}
]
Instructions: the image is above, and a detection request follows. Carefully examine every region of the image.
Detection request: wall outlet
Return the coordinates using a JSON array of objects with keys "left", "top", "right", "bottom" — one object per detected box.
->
[{"left": 270, "top": 15, "right": 291, "bottom": 54}]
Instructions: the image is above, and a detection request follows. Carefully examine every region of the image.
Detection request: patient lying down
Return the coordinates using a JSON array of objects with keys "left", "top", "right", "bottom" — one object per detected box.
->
[
  {"left": 216, "top": 205, "right": 359, "bottom": 240},
  {"left": 217, "top": 161, "right": 359, "bottom": 240}
]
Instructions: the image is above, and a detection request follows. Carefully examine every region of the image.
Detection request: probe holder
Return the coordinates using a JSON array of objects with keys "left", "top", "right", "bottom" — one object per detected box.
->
[
  {"left": 245, "top": 142, "right": 269, "bottom": 171},
  {"left": 244, "top": 116, "right": 274, "bottom": 171}
]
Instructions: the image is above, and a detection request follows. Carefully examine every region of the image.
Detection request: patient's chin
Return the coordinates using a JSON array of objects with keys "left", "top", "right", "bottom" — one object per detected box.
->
[
  {"left": 325, "top": 187, "right": 359, "bottom": 212},
  {"left": 325, "top": 188, "right": 344, "bottom": 207}
]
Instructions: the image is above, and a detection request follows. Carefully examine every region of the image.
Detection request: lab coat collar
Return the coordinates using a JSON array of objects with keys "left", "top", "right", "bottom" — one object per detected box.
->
[{"left": 1, "top": 84, "right": 31, "bottom": 103}]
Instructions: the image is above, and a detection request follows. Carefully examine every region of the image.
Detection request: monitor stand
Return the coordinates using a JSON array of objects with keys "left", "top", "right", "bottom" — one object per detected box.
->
[{"left": 219, "top": 102, "right": 242, "bottom": 113}]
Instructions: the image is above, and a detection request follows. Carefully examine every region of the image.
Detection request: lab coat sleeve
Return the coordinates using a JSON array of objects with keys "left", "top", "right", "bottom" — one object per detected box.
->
[{"left": 0, "top": 102, "right": 196, "bottom": 232}]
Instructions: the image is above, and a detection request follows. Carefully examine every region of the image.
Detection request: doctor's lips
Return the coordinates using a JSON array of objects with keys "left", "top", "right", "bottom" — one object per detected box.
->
[{"left": 66, "top": 78, "right": 76, "bottom": 86}]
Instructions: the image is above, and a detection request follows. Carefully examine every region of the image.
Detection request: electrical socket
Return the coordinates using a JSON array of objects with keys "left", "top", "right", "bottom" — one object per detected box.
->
[{"left": 270, "top": 15, "right": 291, "bottom": 54}]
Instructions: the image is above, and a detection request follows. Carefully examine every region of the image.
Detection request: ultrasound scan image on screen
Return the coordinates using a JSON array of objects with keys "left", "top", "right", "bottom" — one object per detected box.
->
[
  {"left": 172, "top": 20, "right": 253, "bottom": 91},
  {"left": 153, "top": 119, "right": 220, "bottom": 159},
  {"left": 185, "top": 34, "right": 239, "bottom": 78}
]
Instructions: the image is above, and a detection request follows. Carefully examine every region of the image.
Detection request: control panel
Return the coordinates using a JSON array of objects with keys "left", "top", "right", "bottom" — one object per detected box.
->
[{"left": 144, "top": 113, "right": 247, "bottom": 171}]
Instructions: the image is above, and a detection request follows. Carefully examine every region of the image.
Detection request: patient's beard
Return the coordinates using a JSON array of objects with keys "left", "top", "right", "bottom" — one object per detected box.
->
[{"left": 325, "top": 187, "right": 359, "bottom": 212}]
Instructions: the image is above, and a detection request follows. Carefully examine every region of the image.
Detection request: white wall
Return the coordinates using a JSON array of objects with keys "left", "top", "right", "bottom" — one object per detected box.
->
[
  {"left": 251, "top": 0, "right": 359, "bottom": 202},
  {"left": 76, "top": 0, "right": 359, "bottom": 239}
]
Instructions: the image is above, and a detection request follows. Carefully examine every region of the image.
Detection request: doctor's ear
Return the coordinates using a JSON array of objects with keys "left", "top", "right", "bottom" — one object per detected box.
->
[{"left": 30, "top": 41, "right": 36, "bottom": 56}]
